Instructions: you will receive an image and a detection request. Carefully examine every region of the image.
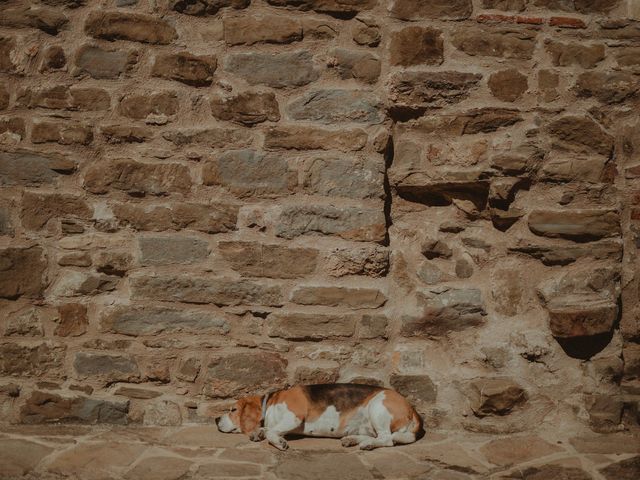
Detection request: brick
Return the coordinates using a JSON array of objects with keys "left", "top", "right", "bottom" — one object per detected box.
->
[
  {"left": 0, "top": 247, "right": 47, "bottom": 300},
  {"left": 101, "top": 306, "right": 229, "bottom": 336},
  {"left": 267, "top": 0, "right": 376, "bottom": 16},
  {"left": 275, "top": 204, "right": 385, "bottom": 242},
  {"left": 390, "top": 0, "right": 472, "bottom": 20},
  {"left": 549, "top": 16, "right": 587, "bottom": 28},
  {"left": 138, "top": 235, "right": 209, "bottom": 265},
  {"left": 290, "top": 285, "right": 387, "bottom": 308},
  {"left": 55, "top": 304, "right": 88, "bottom": 337},
  {"left": 75, "top": 45, "right": 137, "bottom": 79},
  {"left": 528, "top": 209, "right": 621, "bottom": 241},
  {"left": 287, "top": 89, "right": 382, "bottom": 124},
  {"left": 113, "top": 201, "right": 238, "bottom": 233},
  {"left": 223, "top": 14, "right": 302, "bottom": 45},
  {"left": 17, "top": 85, "right": 110, "bottom": 111},
  {"left": 83, "top": 159, "right": 191, "bottom": 196},
  {"left": 101, "top": 124, "right": 152, "bottom": 143},
  {"left": 170, "top": 0, "right": 250, "bottom": 15},
  {"left": 329, "top": 48, "right": 381, "bottom": 84},
  {"left": 118, "top": 91, "right": 179, "bottom": 121},
  {"left": 302, "top": 156, "right": 384, "bottom": 199},
  {"left": 388, "top": 71, "right": 482, "bottom": 111},
  {"left": 389, "top": 27, "right": 444, "bottom": 66},
  {"left": 268, "top": 312, "right": 356, "bottom": 340},
  {"left": 574, "top": 71, "right": 639, "bottom": 104},
  {"left": 205, "top": 352, "right": 287, "bottom": 398},
  {"left": 0, "top": 343, "right": 65, "bottom": 377},
  {"left": 452, "top": 27, "right": 537, "bottom": 59},
  {"left": 488, "top": 69, "right": 528, "bottom": 102},
  {"left": 0, "top": 5, "right": 68, "bottom": 35},
  {"left": 225, "top": 50, "right": 319, "bottom": 88},
  {"left": 152, "top": 52, "right": 217, "bottom": 87},
  {"left": 264, "top": 125, "right": 367, "bottom": 152},
  {"left": 202, "top": 149, "right": 294, "bottom": 197},
  {"left": 210, "top": 91, "right": 280, "bottom": 126},
  {"left": 218, "top": 241, "right": 318, "bottom": 278},
  {"left": 130, "top": 275, "right": 283, "bottom": 306},
  {"left": 21, "top": 191, "right": 91, "bottom": 230},
  {"left": 162, "top": 127, "right": 251, "bottom": 148},
  {"left": 85, "top": 11, "right": 177, "bottom": 44},
  {"left": 31, "top": 120, "right": 93, "bottom": 145},
  {"left": 546, "top": 40, "right": 605, "bottom": 68}
]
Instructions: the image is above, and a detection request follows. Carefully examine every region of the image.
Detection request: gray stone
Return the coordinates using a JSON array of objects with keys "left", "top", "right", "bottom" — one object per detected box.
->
[
  {"left": 225, "top": 50, "right": 319, "bottom": 88},
  {"left": 402, "top": 288, "right": 486, "bottom": 337},
  {"left": 138, "top": 236, "right": 209, "bottom": 265},
  {"left": 131, "top": 274, "right": 283, "bottom": 306},
  {"left": 509, "top": 241, "right": 622, "bottom": 266},
  {"left": 302, "top": 156, "right": 383, "bottom": 199},
  {"left": 528, "top": 209, "right": 620, "bottom": 241},
  {"left": 275, "top": 204, "right": 385, "bottom": 243},
  {"left": 0, "top": 151, "right": 75, "bottom": 186},
  {"left": 75, "top": 45, "right": 135, "bottom": 79},
  {"left": 329, "top": 48, "right": 381, "bottom": 84},
  {"left": 390, "top": 374, "right": 437, "bottom": 404},
  {"left": 268, "top": 312, "right": 356, "bottom": 340},
  {"left": 469, "top": 378, "right": 527, "bottom": 417},
  {"left": 287, "top": 89, "right": 382, "bottom": 124},
  {"left": 202, "top": 149, "right": 295, "bottom": 197},
  {"left": 101, "top": 306, "right": 230, "bottom": 336},
  {"left": 74, "top": 352, "right": 139, "bottom": 383},
  {"left": 20, "top": 391, "right": 129, "bottom": 424}
]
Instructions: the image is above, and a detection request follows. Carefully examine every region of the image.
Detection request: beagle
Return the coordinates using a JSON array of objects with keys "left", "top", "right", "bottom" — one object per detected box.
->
[{"left": 216, "top": 383, "right": 424, "bottom": 450}]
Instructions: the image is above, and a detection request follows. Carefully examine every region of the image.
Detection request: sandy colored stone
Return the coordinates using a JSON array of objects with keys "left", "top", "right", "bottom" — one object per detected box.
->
[
  {"left": 480, "top": 435, "right": 563, "bottom": 466},
  {"left": 0, "top": 439, "right": 53, "bottom": 476},
  {"left": 47, "top": 442, "right": 147, "bottom": 479}
]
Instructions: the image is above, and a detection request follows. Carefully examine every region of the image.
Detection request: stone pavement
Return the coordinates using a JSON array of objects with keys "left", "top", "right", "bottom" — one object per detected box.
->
[{"left": 1, "top": 425, "right": 639, "bottom": 480}]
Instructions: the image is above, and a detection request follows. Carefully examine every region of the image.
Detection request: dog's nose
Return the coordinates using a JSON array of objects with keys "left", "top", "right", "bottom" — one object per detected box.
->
[{"left": 215, "top": 416, "right": 221, "bottom": 425}]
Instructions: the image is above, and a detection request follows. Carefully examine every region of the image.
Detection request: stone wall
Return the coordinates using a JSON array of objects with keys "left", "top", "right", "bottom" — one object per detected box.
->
[{"left": 0, "top": 0, "right": 638, "bottom": 434}]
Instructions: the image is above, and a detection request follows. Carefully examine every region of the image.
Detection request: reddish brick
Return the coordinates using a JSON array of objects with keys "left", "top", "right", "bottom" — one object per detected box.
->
[
  {"left": 516, "top": 16, "right": 545, "bottom": 25},
  {"left": 550, "top": 16, "right": 587, "bottom": 28},
  {"left": 476, "top": 13, "right": 516, "bottom": 23}
]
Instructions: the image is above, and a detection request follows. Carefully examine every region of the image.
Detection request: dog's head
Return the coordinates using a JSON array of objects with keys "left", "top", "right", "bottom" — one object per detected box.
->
[{"left": 216, "top": 395, "right": 262, "bottom": 434}]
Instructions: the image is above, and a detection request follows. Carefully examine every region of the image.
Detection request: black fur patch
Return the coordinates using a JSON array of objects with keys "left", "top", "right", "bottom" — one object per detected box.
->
[{"left": 302, "top": 383, "right": 383, "bottom": 412}]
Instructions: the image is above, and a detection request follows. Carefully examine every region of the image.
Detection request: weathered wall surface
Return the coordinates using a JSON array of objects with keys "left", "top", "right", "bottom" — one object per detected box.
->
[{"left": 0, "top": 0, "right": 639, "bottom": 434}]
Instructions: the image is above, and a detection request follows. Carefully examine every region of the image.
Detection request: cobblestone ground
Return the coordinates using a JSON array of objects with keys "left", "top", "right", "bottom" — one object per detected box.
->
[{"left": 1, "top": 425, "right": 639, "bottom": 480}]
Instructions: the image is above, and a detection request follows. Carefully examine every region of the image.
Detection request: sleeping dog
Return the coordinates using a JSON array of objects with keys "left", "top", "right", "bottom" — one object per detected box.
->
[{"left": 216, "top": 383, "right": 424, "bottom": 450}]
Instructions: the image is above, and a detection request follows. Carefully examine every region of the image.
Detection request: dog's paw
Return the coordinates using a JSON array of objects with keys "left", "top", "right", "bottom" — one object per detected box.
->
[
  {"left": 274, "top": 438, "right": 289, "bottom": 451},
  {"left": 250, "top": 428, "right": 265, "bottom": 442},
  {"left": 341, "top": 437, "right": 359, "bottom": 448},
  {"left": 358, "top": 440, "right": 376, "bottom": 450}
]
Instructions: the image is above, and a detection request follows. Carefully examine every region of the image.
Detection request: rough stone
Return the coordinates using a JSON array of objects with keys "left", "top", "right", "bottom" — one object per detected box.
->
[
  {"left": 264, "top": 126, "right": 367, "bottom": 151},
  {"left": 113, "top": 201, "right": 238, "bottom": 234},
  {"left": 388, "top": 71, "right": 482, "bottom": 111},
  {"left": 47, "top": 442, "right": 146, "bottom": 478},
  {"left": 390, "top": 0, "right": 473, "bottom": 20},
  {"left": 20, "top": 391, "right": 129, "bottom": 424},
  {"left": 224, "top": 14, "right": 302, "bottom": 45},
  {"left": 480, "top": 435, "right": 562, "bottom": 466},
  {"left": 390, "top": 374, "right": 437, "bottom": 404},
  {"left": 268, "top": 312, "right": 356, "bottom": 340},
  {"left": 489, "top": 69, "right": 528, "bottom": 102},
  {"left": 219, "top": 241, "right": 318, "bottom": 278},
  {"left": 101, "top": 124, "right": 152, "bottom": 143},
  {"left": 41, "top": 45, "right": 66, "bottom": 71},
  {"left": 102, "top": 306, "right": 229, "bottom": 336},
  {"left": 275, "top": 204, "right": 386, "bottom": 243},
  {"left": 0, "top": 37, "right": 16, "bottom": 73},
  {"left": 143, "top": 400, "right": 182, "bottom": 426},
  {"left": 152, "top": 52, "right": 217, "bottom": 87},
  {"left": 0, "top": 343, "right": 65, "bottom": 377},
  {"left": 75, "top": 45, "right": 136, "bottom": 79},
  {"left": 162, "top": 127, "right": 251, "bottom": 148},
  {"left": 119, "top": 91, "right": 179, "bottom": 121},
  {"left": 600, "top": 456, "right": 640, "bottom": 480},
  {"left": 267, "top": 0, "right": 376, "bottom": 17},
  {"left": 452, "top": 27, "right": 537, "bottom": 59},
  {"left": 546, "top": 40, "right": 605, "bottom": 69},
  {"left": 74, "top": 352, "right": 140, "bottom": 383},
  {"left": 547, "top": 116, "right": 614, "bottom": 156},
  {"left": 56, "top": 303, "right": 88, "bottom": 337},
  {"left": 50, "top": 271, "right": 119, "bottom": 297},
  {"left": 225, "top": 50, "right": 319, "bottom": 88},
  {"left": 130, "top": 275, "right": 283, "bottom": 306},
  {"left": 210, "top": 91, "right": 280, "bottom": 126},
  {"left": 287, "top": 89, "right": 382, "bottom": 124},
  {"left": 390, "top": 26, "right": 444, "bottom": 66},
  {"left": 32, "top": 120, "right": 93, "bottom": 145},
  {"left": 469, "top": 378, "right": 527, "bottom": 417},
  {"left": 4, "top": 307, "right": 45, "bottom": 337},
  {"left": 203, "top": 149, "right": 294, "bottom": 197},
  {"left": 324, "top": 245, "right": 389, "bottom": 277},
  {"left": 352, "top": 18, "right": 380, "bottom": 46},
  {"left": 294, "top": 366, "right": 340, "bottom": 384},
  {"left": 574, "top": 71, "right": 640, "bottom": 104},
  {"left": 482, "top": 0, "right": 526, "bottom": 9},
  {"left": 291, "top": 285, "right": 386, "bottom": 308},
  {"left": 528, "top": 209, "right": 620, "bottom": 241},
  {"left": 170, "top": 0, "right": 250, "bottom": 16},
  {"left": 402, "top": 288, "right": 486, "bottom": 337},
  {"left": 84, "top": 160, "right": 191, "bottom": 196},
  {"left": 359, "top": 314, "right": 388, "bottom": 338},
  {"left": 302, "top": 156, "right": 383, "bottom": 199},
  {"left": 17, "top": 85, "right": 110, "bottom": 111},
  {"left": 0, "top": 439, "right": 53, "bottom": 477},
  {"left": 205, "top": 351, "right": 287, "bottom": 398},
  {"left": 329, "top": 48, "right": 381, "bottom": 83},
  {"left": 0, "top": 5, "right": 68, "bottom": 35},
  {"left": 0, "top": 151, "right": 75, "bottom": 186},
  {"left": 85, "top": 11, "right": 177, "bottom": 44},
  {"left": 138, "top": 236, "right": 208, "bottom": 265},
  {"left": 0, "top": 246, "right": 47, "bottom": 299}
]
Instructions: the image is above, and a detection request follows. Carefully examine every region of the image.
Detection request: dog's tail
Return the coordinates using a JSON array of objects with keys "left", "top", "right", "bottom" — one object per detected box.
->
[{"left": 411, "top": 409, "right": 426, "bottom": 440}]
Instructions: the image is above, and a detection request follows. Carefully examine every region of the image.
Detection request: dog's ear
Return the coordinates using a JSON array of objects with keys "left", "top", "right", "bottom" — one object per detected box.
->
[{"left": 239, "top": 396, "right": 261, "bottom": 434}]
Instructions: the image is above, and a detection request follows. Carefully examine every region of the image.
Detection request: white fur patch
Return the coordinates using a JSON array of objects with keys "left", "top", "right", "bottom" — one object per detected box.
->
[{"left": 304, "top": 406, "right": 341, "bottom": 437}]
